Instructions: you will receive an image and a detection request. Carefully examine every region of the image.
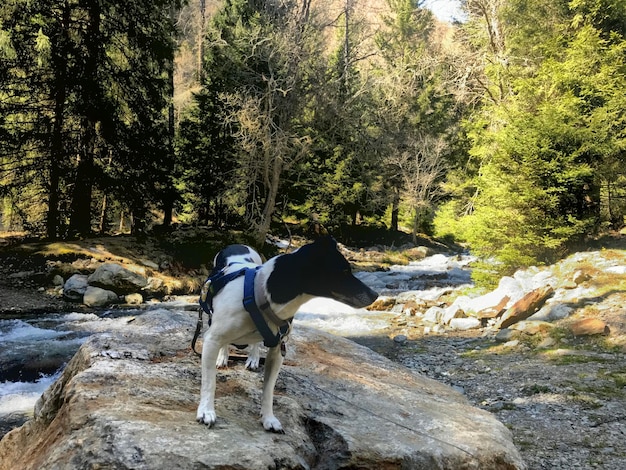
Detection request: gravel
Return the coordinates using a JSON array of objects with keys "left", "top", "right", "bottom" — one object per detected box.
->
[{"left": 353, "top": 330, "right": 626, "bottom": 470}]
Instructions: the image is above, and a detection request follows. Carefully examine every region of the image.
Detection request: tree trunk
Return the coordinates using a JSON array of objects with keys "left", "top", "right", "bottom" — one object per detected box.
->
[
  {"left": 198, "top": 0, "right": 206, "bottom": 84},
  {"left": 343, "top": 0, "right": 351, "bottom": 91},
  {"left": 99, "top": 193, "right": 107, "bottom": 234},
  {"left": 69, "top": 126, "right": 96, "bottom": 236},
  {"left": 162, "top": 5, "right": 178, "bottom": 228},
  {"left": 69, "top": 0, "right": 101, "bottom": 236},
  {"left": 254, "top": 157, "right": 282, "bottom": 246},
  {"left": 46, "top": 1, "right": 71, "bottom": 240},
  {"left": 390, "top": 187, "right": 400, "bottom": 232}
]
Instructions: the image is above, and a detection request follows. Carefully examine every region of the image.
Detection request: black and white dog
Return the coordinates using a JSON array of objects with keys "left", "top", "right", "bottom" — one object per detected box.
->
[{"left": 196, "top": 236, "right": 378, "bottom": 432}]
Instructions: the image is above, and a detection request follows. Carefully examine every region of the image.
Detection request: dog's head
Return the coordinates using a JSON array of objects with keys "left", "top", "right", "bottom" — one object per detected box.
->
[{"left": 269, "top": 236, "right": 378, "bottom": 308}]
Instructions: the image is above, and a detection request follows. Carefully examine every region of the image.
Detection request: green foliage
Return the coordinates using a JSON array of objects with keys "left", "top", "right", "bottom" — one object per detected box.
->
[
  {"left": 2, "top": 0, "right": 625, "bottom": 272},
  {"left": 435, "top": 0, "right": 626, "bottom": 286},
  {"left": 0, "top": 0, "right": 179, "bottom": 237}
]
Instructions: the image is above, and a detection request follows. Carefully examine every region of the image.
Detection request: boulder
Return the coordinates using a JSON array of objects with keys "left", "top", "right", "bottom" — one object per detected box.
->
[
  {"left": 572, "top": 270, "right": 591, "bottom": 285},
  {"left": 570, "top": 318, "right": 610, "bottom": 336},
  {"left": 423, "top": 305, "right": 445, "bottom": 323},
  {"left": 124, "top": 293, "right": 144, "bottom": 305},
  {"left": 367, "top": 296, "right": 395, "bottom": 311},
  {"left": 528, "top": 303, "right": 573, "bottom": 322},
  {"left": 139, "top": 259, "right": 159, "bottom": 270},
  {"left": 0, "top": 310, "right": 525, "bottom": 470},
  {"left": 87, "top": 262, "right": 148, "bottom": 295},
  {"left": 62, "top": 274, "right": 89, "bottom": 302},
  {"left": 495, "top": 286, "right": 554, "bottom": 329},
  {"left": 476, "top": 295, "right": 510, "bottom": 319},
  {"left": 144, "top": 276, "right": 168, "bottom": 297},
  {"left": 449, "top": 317, "right": 481, "bottom": 330},
  {"left": 495, "top": 329, "right": 520, "bottom": 343},
  {"left": 83, "top": 286, "right": 119, "bottom": 308},
  {"left": 509, "top": 320, "right": 555, "bottom": 336},
  {"left": 441, "top": 303, "right": 466, "bottom": 324}
]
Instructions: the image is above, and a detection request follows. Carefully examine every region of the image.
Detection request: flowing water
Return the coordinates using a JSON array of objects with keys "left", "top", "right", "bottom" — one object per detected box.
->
[{"left": 0, "top": 253, "right": 474, "bottom": 437}]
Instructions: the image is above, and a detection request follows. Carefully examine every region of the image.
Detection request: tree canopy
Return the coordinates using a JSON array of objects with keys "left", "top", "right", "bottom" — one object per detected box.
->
[{"left": 1, "top": 0, "right": 624, "bottom": 284}]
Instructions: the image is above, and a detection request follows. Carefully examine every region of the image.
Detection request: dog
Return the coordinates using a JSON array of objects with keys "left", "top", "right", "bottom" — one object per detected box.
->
[{"left": 196, "top": 235, "right": 378, "bottom": 432}]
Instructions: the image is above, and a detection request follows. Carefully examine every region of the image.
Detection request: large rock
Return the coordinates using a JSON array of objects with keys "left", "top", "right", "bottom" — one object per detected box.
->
[
  {"left": 87, "top": 262, "right": 148, "bottom": 295},
  {"left": 83, "top": 285, "right": 119, "bottom": 307},
  {"left": 495, "top": 286, "right": 555, "bottom": 329},
  {"left": 0, "top": 310, "right": 525, "bottom": 470},
  {"left": 62, "top": 274, "right": 89, "bottom": 301}
]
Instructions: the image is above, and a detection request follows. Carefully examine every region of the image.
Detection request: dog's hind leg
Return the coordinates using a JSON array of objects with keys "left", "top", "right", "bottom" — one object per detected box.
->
[
  {"left": 260, "top": 344, "right": 285, "bottom": 433},
  {"left": 245, "top": 343, "right": 261, "bottom": 370},
  {"left": 216, "top": 345, "right": 230, "bottom": 368},
  {"left": 196, "top": 336, "right": 221, "bottom": 427}
]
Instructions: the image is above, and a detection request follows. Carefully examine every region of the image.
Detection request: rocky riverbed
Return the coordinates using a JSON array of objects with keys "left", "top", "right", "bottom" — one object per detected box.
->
[{"left": 1, "top": 233, "right": 626, "bottom": 469}]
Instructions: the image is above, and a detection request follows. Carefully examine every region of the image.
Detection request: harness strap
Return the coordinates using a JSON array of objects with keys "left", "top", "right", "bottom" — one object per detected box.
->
[
  {"left": 191, "top": 308, "right": 204, "bottom": 356},
  {"left": 193, "top": 265, "right": 291, "bottom": 354},
  {"left": 243, "top": 268, "right": 291, "bottom": 348},
  {"left": 194, "top": 267, "right": 248, "bottom": 356},
  {"left": 199, "top": 268, "right": 248, "bottom": 316}
]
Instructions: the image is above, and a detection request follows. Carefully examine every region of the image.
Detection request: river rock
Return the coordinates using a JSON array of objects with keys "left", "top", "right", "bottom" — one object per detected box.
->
[
  {"left": 495, "top": 286, "right": 554, "bottom": 329},
  {"left": 495, "top": 329, "right": 520, "bottom": 343},
  {"left": 449, "top": 317, "right": 481, "bottom": 330},
  {"left": 423, "top": 305, "right": 445, "bottom": 323},
  {"left": 0, "top": 310, "right": 525, "bottom": 470},
  {"left": 83, "top": 286, "right": 119, "bottom": 308},
  {"left": 570, "top": 318, "right": 610, "bottom": 336},
  {"left": 62, "top": 274, "right": 89, "bottom": 301},
  {"left": 528, "top": 302, "right": 573, "bottom": 322},
  {"left": 124, "top": 293, "right": 144, "bottom": 305},
  {"left": 87, "top": 262, "right": 148, "bottom": 294}
]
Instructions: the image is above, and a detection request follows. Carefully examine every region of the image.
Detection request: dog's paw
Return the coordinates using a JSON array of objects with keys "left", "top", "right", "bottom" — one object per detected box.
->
[
  {"left": 196, "top": 407, "right": 217, "bottom": 427},
  {"left": 216, "top": 346, "right": 229, "bottom": 368},
  {"left": 245, "top": 356, "right": 260, "bottom": 370},
  {"left": 262, "top": 415, "right": 284, "bottom": 433}
]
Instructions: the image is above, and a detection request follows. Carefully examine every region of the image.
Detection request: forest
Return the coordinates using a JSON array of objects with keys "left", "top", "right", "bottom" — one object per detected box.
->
[{"left": 0, "top": 0, "right": 625, "bottom": 284}]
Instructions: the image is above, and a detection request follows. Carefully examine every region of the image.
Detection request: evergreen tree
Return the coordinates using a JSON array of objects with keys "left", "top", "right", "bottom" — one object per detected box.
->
[
  {"left": 373, "top": 0, "right": 456, "bottom": 238},
  {"left": 435, "top": 0, "right": 626, "bottom": 284},
  {"left": 0, "top": 0, "right": 179, "bottom": 237}
]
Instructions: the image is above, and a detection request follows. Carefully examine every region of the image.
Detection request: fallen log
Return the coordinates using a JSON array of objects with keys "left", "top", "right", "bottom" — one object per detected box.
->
[{"left": 495, "top": 286, "right": 554, "bottom": 329}]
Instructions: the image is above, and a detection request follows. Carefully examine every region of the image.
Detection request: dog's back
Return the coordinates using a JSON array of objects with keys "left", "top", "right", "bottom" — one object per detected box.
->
[{"left": 212, "top": 244, "right": 262, "bottom": 274}]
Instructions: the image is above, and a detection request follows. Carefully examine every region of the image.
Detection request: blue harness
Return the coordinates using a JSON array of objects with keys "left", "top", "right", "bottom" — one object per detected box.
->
[{"left": 192, "top": 265, "right": 291, "bottom": 355}]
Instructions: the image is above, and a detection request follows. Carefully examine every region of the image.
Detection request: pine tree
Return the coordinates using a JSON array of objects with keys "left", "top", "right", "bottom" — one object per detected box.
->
[
  {"left": 435, "top": 0, "right": 626, "bottom": 284},
  {"left": 0, "top": 0, "right": 180, "bottom": 237}
]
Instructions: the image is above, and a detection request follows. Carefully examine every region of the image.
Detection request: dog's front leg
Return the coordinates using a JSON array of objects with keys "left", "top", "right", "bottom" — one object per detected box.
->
[
  {"left": 196, "top": 336, "right": 221, "bottom": 427},
  {"left": 245, "top": 342, "right": 261, "bottom": 370},
  {"left": 260, "top": 344, "right": 285, "bottom": 433}
]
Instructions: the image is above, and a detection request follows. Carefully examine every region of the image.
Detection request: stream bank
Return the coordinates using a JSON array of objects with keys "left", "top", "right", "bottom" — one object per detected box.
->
[{"left": 2, "top": 234, "right": 626, "bottom": 468}]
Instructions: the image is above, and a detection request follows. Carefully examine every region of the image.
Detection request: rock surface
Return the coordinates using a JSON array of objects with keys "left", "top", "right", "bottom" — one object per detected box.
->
[
  {"left": 62, "top": 273, "right": 89, "bottom": 301},
  {"left": 0, "top": 310, "right": 524, "bottom": 470},
  {"left": 87, "top": 262, "right": 148, "bottom": 294},
  {"left": 82, "top": 285, "right": 119, "bottom": 307}
]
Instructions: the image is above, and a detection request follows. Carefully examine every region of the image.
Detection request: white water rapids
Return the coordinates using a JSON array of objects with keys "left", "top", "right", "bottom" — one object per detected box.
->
[{"left": 0, "top": 252, "right": 474, "bottom": 433}]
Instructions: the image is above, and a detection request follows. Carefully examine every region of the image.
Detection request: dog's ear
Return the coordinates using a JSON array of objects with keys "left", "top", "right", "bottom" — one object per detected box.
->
[{"left": 311, "top": 234, "right": 337, "bottom": 251}]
